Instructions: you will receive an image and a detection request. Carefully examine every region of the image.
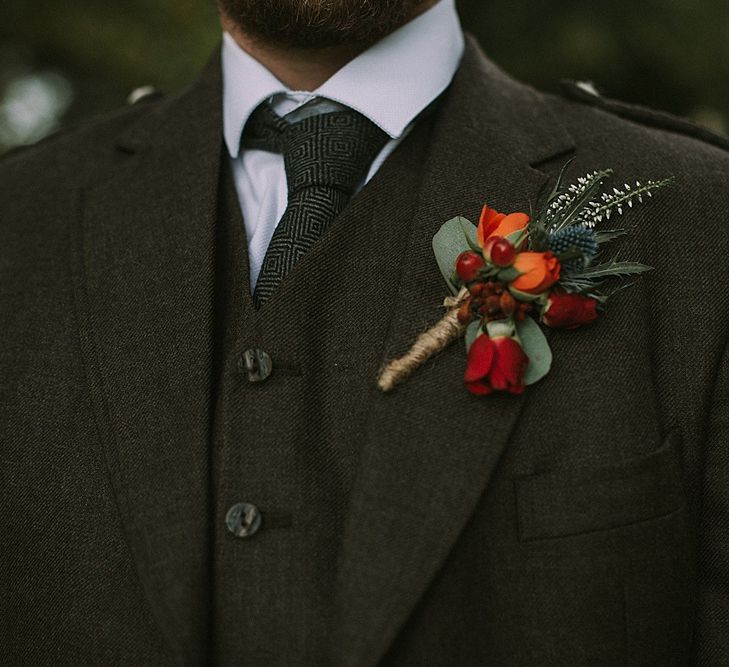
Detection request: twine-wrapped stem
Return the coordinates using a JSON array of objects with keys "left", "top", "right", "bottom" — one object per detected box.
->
[{"left": 377, "top": 287, "right": 470, "bottom": 392}]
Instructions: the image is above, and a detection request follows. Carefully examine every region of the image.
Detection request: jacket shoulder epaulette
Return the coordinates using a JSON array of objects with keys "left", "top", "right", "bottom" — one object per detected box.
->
[
  {"left": 0, "top": 86, "right": 165, "bottom": 164},
  {"left": 560, "top": 79, "right": 729, "bottom": 153}
]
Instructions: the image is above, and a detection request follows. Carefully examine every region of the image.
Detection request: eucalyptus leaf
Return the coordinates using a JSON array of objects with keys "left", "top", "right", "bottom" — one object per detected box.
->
[
  {"left": 432, "top": 216, "right": 479, "bottom": 295},
  {"left": 465, "top": 320, "right": 482, "bottom": 354},
  {"left": 464, "top": 228, "right": 483, "bottom": 253},
  {"left": 517, "top": 317, "right": 553, "bottom": 386}
]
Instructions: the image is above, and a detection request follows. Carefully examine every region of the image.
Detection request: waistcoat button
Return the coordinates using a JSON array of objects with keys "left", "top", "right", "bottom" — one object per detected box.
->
[
  {"left": 225, "top": 502, "right": 262, "bottom": 538},
  {"left": 239, "top": 349, "right": 273, "bottom": 383}
]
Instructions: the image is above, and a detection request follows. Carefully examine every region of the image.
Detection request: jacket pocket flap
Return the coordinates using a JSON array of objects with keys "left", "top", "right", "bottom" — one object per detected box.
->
[{"left": 515, "top": 430, "right": 685, "bottom": 541}]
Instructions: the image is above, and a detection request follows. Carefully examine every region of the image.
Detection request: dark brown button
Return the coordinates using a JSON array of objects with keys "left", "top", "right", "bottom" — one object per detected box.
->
[
  {"left": 240, "top": 349, "right": 273, "bottom": 383},
  {"left": 225, "top": 502, "right": 262, "bottom": 538}
]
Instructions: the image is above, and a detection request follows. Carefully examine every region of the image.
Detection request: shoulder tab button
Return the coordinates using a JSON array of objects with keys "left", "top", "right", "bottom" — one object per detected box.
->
[
  {"left": 127, "top": 85, "right": 159, "bottom": 105},
  {"left": 573, "top": 80, "right": 601, "bottom": 97}
]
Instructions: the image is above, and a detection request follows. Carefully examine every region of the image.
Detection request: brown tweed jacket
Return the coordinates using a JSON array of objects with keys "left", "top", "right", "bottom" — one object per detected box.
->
[{"left": 2, "top": 36, "right": 729, "bottom": 666}]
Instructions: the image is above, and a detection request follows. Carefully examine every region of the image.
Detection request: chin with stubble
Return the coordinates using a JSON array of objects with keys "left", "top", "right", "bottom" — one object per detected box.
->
[{"left": 217, "top": 0, "right": 438, "bottom": 49}]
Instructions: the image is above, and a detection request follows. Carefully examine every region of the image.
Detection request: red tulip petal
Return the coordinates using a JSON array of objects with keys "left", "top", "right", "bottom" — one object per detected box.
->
[
  {"left": 464, "top": 335, "right": 494, "bottom": 383},
  {"left": 491, "top": 338, "right": 528, "bottom": 390},
  {"left": 489, "top": 371, "right": 508, "bottom": 391},
  {"left": 466, "top": 380, "right": 494, "bottom": 396}
]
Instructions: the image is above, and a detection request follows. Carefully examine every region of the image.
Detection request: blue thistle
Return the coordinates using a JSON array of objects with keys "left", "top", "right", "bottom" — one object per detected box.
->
[{"left": 548, "top": 226, "right": 599, "bottom": 271}]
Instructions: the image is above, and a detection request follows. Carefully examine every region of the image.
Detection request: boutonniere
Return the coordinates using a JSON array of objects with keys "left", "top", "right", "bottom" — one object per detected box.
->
[{"left": 377, "top": 164, "right": 673, "bottom": 396}]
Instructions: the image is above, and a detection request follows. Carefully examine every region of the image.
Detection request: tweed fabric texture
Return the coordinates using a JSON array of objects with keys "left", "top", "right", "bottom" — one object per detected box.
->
[
  {"left": 243, "top": 103, "right": 390, "bottom": 306},
  {"left": 2, "top": 37, "right": 729, "bottom": 666}
]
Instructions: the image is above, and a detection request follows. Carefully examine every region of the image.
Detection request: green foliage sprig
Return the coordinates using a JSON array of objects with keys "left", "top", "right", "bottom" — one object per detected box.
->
[{"left": 527, "top": 165, "right": 672, "bottom": 292}]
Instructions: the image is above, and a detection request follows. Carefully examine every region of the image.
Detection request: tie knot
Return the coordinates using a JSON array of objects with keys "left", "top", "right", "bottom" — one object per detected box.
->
[{"left": 243, "top": 102, "right": 390, "bottom": 195}]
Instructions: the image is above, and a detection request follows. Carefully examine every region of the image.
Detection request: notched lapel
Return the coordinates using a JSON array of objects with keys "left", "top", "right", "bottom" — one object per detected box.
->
[
  {"left": 69, "top": 52, "right": 223, "bottom": 665},
  {"left": 333, "top": 37, "right": 576, "bottom": 666}
]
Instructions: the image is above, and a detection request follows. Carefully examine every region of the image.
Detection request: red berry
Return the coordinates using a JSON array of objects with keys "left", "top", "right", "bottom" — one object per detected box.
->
[
  {"left": 499, "top": 292, "right": 516, "bottom": 316},
  {"left": 457, "top": 300, "right": 473, "bottom": 325},
  {"left": 483, "top": 236, "right": 516, "bottom": 267},
  {"left": 469, "top": 282, "right": 486, "bottom": 297},
  {"left": 455, "top": 251, "right": 485, "bottom": 282}
]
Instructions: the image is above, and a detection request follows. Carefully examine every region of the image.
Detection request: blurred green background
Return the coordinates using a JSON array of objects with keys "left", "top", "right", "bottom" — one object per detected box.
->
[{"left": 1, "top": 0, "right": 728, "bottom": 152}]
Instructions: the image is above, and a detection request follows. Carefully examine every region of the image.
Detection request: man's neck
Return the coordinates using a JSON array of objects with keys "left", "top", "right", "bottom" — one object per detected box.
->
[
  {"left": 221, "top": 2, "right": 438, "bottom": 91},
  {"left": 221, "top": 20, "right": 361, "bottom": 91}
]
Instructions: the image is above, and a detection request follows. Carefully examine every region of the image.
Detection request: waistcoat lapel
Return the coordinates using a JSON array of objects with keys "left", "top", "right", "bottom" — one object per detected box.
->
[
  {"left": 332, "top": 37, "right": 576, "bottom": 665},
  {"left": 69, "top": 52, "right": 224, "bottom": 664}
]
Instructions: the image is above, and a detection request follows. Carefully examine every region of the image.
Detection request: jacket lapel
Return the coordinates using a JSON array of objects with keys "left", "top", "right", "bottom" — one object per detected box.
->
[
  {"left": 69, "top": 53, "right": 223, "bottom": 664},
  {"left": 333, "top": 37, "right": 575, "bottom": 665}
]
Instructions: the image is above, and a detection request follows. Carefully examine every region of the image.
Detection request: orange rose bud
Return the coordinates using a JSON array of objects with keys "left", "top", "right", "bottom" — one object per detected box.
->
[
  {"left": 477, "top": 205, "right": 529, "bottom": 249},
  {"left": 510, "top": 252, "right": 561, "bottom": 294}
]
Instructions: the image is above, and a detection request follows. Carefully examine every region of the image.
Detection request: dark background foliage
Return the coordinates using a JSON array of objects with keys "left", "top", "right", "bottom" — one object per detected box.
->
[{"left": 1, "top": 0, "right": 727, "bottom": 152}]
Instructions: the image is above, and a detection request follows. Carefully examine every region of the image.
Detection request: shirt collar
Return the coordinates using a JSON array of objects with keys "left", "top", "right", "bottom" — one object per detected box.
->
[{"left": 222, "top": 0, "right": 464, "bottom": 158}]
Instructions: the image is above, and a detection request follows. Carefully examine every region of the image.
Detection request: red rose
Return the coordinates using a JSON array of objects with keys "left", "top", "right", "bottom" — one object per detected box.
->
[
  {"left": 542, "top": 292, "right": 598, "bottom": 329},
  {"left": 464, "top": 334, "right": 529, "bottom": 396}
]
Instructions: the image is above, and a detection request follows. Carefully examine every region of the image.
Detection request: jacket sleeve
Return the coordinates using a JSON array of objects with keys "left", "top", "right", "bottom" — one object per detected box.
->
[{"left": 694, "top": 335, "right": 729, "bottom": 665}]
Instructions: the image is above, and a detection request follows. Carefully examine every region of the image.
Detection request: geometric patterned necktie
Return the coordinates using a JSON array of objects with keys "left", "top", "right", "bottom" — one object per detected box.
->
[{"left": 242, "top": 102, "right": 390, "bottom": 307}]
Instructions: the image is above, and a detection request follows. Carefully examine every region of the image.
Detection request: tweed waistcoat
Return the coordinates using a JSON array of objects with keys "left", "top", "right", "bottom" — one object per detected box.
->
[
  {"left": 209, "top": 111, "right": 433, "bottom": 662},
  {"left": 210, "top": 158, "right": 346, "bottom": 664}
]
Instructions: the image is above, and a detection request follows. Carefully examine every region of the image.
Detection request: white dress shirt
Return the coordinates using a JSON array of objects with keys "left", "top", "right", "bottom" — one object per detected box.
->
[{"left": 222, "top": 0, "right": 464, "bottom": 289}]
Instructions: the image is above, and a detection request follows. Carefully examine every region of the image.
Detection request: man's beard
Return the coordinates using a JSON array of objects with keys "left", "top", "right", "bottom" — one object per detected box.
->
[{"left": 218, "top": 0, "right": 433, "bottom": 49}]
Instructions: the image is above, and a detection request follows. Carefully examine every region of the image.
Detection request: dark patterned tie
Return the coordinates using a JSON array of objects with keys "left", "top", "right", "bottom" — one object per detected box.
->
[{"left": 242, "top": 102, "right": 390, "bottom": 307}]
